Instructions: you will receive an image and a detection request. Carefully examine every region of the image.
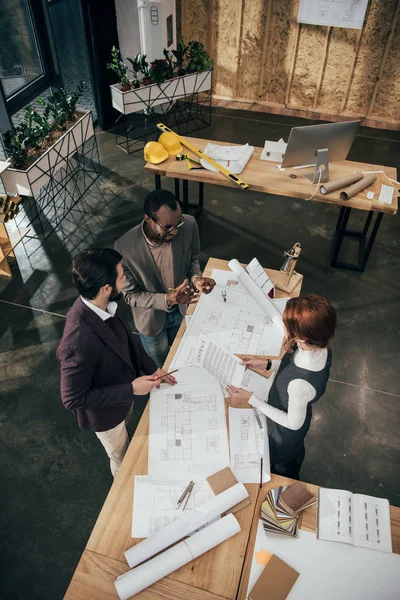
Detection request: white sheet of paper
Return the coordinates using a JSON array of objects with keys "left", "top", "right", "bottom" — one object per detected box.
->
[
  {"left": 241, "top": 369, "right": 275, "bottom": 400},
  {"left": 297, "top": 0, "right": 368, "bottom": 29},
  {"left": 247, "top": 523, "right": 400, "bottom": 600},
  {"left": 148, "top": 382, "right": 230, "bottom": 481},
  {"left": 228, "top": 407, "right": 271, "bottom": 484},
  {"left": 173, "top": 365, "right": 218, "bottom": 385},
  {"left": 131, "top": 476, "right": 213, "bottom": 538},
  {"left": 196, "top": 337, "right": 246, "bottom": 388}
]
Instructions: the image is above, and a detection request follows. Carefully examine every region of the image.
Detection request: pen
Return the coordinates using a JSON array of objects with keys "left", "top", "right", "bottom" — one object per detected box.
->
[
  {"left": 253, "top": 407, "right": 263, "bottom": 429},
  {"left": 155, "top": 368, "right": 179, "bottom": 380}
]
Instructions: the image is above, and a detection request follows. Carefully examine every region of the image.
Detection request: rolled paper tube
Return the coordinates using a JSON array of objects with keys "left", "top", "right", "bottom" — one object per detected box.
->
[
  {"left": 340, "top": 174, "right": 377, "bottom": 201},
  {"left": 124, "top": 481, "right": 248, "bottom": 568},
  {"left": 228, "top": 258, "right": 283, "bottom": 332},
  {"left": 320, "top": 172, "right": 363, "bottom": 195},
  {"left": 115, "top": 514, "right": 241, "bottom": 600}
]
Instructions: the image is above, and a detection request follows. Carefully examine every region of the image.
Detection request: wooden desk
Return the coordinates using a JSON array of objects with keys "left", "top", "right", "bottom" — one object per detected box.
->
[
  {"left": 145, "top": 137, "right": 398, "bottom": 272},
  {"left": 64, "top": 258, "right": 400, "bottom": 600}
]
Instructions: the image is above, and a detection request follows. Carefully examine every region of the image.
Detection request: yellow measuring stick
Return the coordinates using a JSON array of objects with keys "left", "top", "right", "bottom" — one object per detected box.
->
[{"left": 157, "top": 123, "right": 249, "bottom": 190}]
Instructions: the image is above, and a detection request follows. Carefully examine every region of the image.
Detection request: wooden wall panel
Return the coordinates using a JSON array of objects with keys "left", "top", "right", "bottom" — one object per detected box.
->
[
  {"left": 211, "top": 0, "right": 243, "bottom": 97},
  {"left": 346, "top": 0, "right": 397, "bottom": 114},
  {"left": 372, "top": 4, "right": 400, "bottom": 118},
  {"left": 317, "top": 28, "right": 359, "bottom": 112},
  {"left": 235, "top": 0, "right": 266, "bottom": 100},
  {"left": 183, "top": 0, "right": 400, "bottom": 130}
]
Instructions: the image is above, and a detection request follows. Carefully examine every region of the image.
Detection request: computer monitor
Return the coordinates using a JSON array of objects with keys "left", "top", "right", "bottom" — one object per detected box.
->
[{"left": 281, "top": 120, "right": 361, "bottom": 183}]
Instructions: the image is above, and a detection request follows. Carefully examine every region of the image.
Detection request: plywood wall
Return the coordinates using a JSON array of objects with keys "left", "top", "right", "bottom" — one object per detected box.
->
[{"left": 179, "top": 0, "right": 400, "bottom": 129}]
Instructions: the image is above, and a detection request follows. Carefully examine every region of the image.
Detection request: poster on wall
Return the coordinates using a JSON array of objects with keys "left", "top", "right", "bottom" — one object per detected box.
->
[{"left": 297, "top": 0, "right": 369, "bottom": 29}]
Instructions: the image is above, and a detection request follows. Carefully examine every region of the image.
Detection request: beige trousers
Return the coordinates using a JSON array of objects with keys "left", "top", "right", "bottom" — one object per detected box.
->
[{"left": 95, "top": 406, "right": 133, "bottom": 477}]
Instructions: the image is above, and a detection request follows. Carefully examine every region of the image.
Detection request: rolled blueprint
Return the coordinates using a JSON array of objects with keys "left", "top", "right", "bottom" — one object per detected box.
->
[
  {"left": 228, "top": 259, "right": 284, "bottom": 332},
  {"left": 340, "top": 174, "right": 377, "bottom": 201},
  {"left": 115, "top": 514, "right": 241, "bottom": 600},
  {"left": 320, "top": 172, "right": 363, "bottom": 195},
  {"left": 124, "top": 481, "right": 248, "bottom": 568}
]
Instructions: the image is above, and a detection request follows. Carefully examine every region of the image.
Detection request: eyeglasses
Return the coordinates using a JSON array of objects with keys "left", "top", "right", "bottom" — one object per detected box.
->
[{"left": 151, "top": 215, "right": 185, "bottom": 233}]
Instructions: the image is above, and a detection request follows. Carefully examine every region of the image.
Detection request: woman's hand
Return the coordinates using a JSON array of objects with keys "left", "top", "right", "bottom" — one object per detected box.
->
[
  {"left": 226, "top": 385, "right": 252, "bottom": 407},
  {"left": 153, "top": 368, "right": 177, "bottom": 386},
  {"left": 132, "top": 375, "right": 160, "bottom": 395},
  {"left": 240, "top": 355, "right": 269, "bottom": 371}
]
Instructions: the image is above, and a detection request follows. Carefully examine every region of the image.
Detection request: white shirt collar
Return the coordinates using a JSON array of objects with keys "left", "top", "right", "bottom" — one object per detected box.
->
[{"left": 80, "top": 296, "right": 118, "bottom": 321}]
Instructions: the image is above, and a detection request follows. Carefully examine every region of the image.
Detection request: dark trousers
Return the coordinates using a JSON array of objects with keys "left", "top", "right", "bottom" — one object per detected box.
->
[{"left": 270, "top": 443, "right": 306, "bottom": 480}]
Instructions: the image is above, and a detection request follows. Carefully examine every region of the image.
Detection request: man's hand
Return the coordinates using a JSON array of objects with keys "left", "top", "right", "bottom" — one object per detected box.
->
[
  {"left": 132, "top": 375, "right": 160, "bottom": 395},
  {"left": 166, "top": 279, "right": 199, "bottom": 307},
  {"left": 193, "top": 276, "right": 216, "bottom": 295},
  {"left": 153, "top": 368, "right": 177, "bottom": 386},
  {"left": 240, "top": 355, "right": 270, "bottom": 371},
  {"left": 226, "top": 385, "right": 252, "bottom": 407}
]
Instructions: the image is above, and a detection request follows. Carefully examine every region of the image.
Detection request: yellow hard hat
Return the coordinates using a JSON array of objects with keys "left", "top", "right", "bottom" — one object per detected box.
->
[
  {"left": 158, "top": 131, "right": 182, "bottom": 155},
  {"left": 144, "top": 141, "right": 169, "bottom": 164}
]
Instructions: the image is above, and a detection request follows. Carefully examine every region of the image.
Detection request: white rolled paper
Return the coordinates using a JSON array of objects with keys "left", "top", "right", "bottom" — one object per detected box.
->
[
  {"left": 228, "top": 259, "right": 284, "bottom": 332},
  {"left": 124, "top": 481, "right": 248, "bottom": 568},
  {"left": 115, "top": 514, "right": 241, "bottom": 600}
]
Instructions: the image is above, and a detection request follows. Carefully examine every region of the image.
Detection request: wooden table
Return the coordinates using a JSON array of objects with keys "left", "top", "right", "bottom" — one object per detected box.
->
[
  {"left": 145, "top": 137, "right": 398, "bottom": 272},
  {"left": 64, "top": 259, "right": 400, "bottom": 600}
]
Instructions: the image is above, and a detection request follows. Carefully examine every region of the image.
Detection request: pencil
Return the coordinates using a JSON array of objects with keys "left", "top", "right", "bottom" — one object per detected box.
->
[
  {"left": 168, "top": 287, "right": 179, "bottom": 292},
  {"left": 260, "top": 457, "right": 263, "bottom": 489},
  {"left": 155, "top": 368, "right": 179, "bottom": 380}
]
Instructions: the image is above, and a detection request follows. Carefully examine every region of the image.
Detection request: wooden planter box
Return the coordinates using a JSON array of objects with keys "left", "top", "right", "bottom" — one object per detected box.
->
[
  {"left": 1, "top": 111, "right": 95, "bottom": 197},
  {"left": 111, "top": 69, "right": 212, "bottom": 115}
]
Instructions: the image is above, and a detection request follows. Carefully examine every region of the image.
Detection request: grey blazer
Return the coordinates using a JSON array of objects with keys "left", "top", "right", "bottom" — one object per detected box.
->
[{"left": 114, "top": 215, "right": 202, "bottom": 336}]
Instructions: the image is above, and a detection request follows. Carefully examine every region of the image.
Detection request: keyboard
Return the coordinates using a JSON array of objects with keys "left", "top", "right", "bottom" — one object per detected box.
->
[{"left": 378, "top": 184, "right": 395, "bottom": 205}]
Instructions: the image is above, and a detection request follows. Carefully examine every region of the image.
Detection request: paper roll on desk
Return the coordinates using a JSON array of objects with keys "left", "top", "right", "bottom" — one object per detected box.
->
[
  {"left": 125, "top": 481, "right": 248, "bottom": 568},
  {"left": 339, "top": 174, "right": 377, "bottom": 200},
  {"left": 320, "top": 172, "right": 363, "bottom": 195},
  {"left": 228, "top": 259, "right": 284, "bottom": 332},
  {"left": 115, "top": 514, "right": 241, "bottom": 600}
]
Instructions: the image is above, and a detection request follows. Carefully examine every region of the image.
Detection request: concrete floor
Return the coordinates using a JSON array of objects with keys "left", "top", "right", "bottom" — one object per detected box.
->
[{"left": 0, "top": 107, "right": 399, "bottom": 599}]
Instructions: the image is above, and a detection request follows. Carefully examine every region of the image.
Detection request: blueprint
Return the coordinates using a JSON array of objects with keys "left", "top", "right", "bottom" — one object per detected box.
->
[
  {"left": 132, "top": 476, "right": 213, "bottom": 537},
  {"left": 228, "top": 407, "right": 271, "bottom": 484},
  {"left": 148, "top": 383, "right": 230, "bottom": 481},
  {"left": 297, "top": 0, "right": 368, "bottom": 29}
]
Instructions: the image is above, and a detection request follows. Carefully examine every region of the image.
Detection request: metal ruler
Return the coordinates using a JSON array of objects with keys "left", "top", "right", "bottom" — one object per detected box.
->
[{"left": 156, "top": 123, "right": 249, "bottom": 190}]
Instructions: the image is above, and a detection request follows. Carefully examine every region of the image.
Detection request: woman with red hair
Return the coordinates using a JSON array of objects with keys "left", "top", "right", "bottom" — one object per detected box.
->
[{"left": 227, "top": 294, "right": 336, "bottom": 480}]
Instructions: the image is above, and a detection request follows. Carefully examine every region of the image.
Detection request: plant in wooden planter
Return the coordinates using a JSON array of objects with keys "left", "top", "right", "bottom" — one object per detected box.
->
[
  {"left": 126, "top": 54, "right": 142, "bottom": 89},
  {"left": 186, "top": 40, "right": 214, "bottom": 73},
  {"left": 1, "top": 83, "right": 94, "bottom": 197},
  {"left": 172, "top": 36, "right": 189, "bottom": 76},
  {"left": 107, "top": 46, "right": 131, "bottom": 91},
  {"left": 150, "top": 59, "right": 169, "bottom": 85}
]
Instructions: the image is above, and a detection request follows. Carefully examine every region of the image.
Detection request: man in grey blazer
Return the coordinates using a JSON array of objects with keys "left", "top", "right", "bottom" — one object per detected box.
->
[{"left": 115, "top": 189, "right": 215, "bottom": 366}]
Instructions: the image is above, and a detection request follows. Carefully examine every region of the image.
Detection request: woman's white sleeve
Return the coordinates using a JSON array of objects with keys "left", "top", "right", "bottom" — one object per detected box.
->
[{"left": 248, "top": 379, "right": 316, "bottom": 430}]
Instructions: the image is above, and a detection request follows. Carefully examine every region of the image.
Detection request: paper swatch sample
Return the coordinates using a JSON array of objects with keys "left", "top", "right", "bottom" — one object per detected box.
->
[
  {"left": 200, "top": 143, "right": 254, "bottom": 174},
  {"left": 125, "top": 482, "right": 248, "bottom": 568},
  {"left": 317, "top": 488, "right": 392, "bottom": 553},
  {"left": 279, "top": 482, "right": 317, "bottom": 515},
  {"left": 248, "top": 553, "right": 299, "bottom": 600},
  {"left": 131, "top": 476, "right": 213, "bottom": 538},
  {"left": 228, "top": 407, "right": 270, "bottom": 484},
  {"left": 207, "top": 467, "right": 251, "bottom": 514},
  {"left": 148, "top": 382, "right": 230, "bottom": 481},
  {"left": 116, "top": 514, "right": 241, "bottom": 600}
]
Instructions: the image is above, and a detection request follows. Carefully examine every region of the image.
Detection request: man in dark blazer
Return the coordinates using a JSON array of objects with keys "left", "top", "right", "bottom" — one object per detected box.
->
[
  {"left": 57, "top": 248, "right": 176, "bottom": 477},
  {"left": 115, "top": 189, "right": 216, "bottom": 367}
]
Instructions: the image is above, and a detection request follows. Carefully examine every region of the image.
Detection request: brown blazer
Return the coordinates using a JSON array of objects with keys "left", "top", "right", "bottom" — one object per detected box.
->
[
  {"left": 114, "top": 215, "right": 202, "bottom": 336},
  {"left": 57, "top": 297, "right": 156, "bottom": 431}
]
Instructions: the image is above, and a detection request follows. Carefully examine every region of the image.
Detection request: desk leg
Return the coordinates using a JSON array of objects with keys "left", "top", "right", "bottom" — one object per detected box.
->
[
  {"left": 183, "top": 179, "right": 189, "bottom": 213},
  {"left": 155, "top": 174, "right": 161, "bottom": 190},
  {"left": 331, "top": 207, "right": 383, "bottom": 272},
  {"left": 174, "top": 178, "right": 180, "bottom": 204}
]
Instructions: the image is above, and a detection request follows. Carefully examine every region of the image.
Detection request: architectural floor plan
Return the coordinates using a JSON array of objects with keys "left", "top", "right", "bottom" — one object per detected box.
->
[{"left": 228, "top": 407, "right": 271, "bottom": 484}]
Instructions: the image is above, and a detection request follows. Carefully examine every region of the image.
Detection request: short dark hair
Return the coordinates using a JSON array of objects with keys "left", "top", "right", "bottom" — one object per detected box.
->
[
  {"left": 72, "top": 248, "right": 122, "bottom": 300},
  {"left": 144, "top": 189, "right": 178, "bottom": 218}
]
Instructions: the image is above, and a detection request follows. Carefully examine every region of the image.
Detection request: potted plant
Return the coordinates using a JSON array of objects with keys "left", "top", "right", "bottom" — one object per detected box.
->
[
  {"left": 1, "top": 83, "right": 94, "bottom": 197},
  {"left": 106, "top": 46, "right": 131, "bottom": 91},
  {"left": 163, "top": 49, "right": 175, "bottom": 79},
  {"left": 186, "top": 40, "right": 214, "bottom": 73},
  {"left": 150, "top": 59, "right": 169, "bottom": 85},
  {"left": 139, "top": 55, "right": 152, "bottom": 86},
  {"left": 126, "top": 53, "right": 142, "bottom": 89},
  {"left": 172, "top": 36, "right": 189, "bottom": 76}
]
